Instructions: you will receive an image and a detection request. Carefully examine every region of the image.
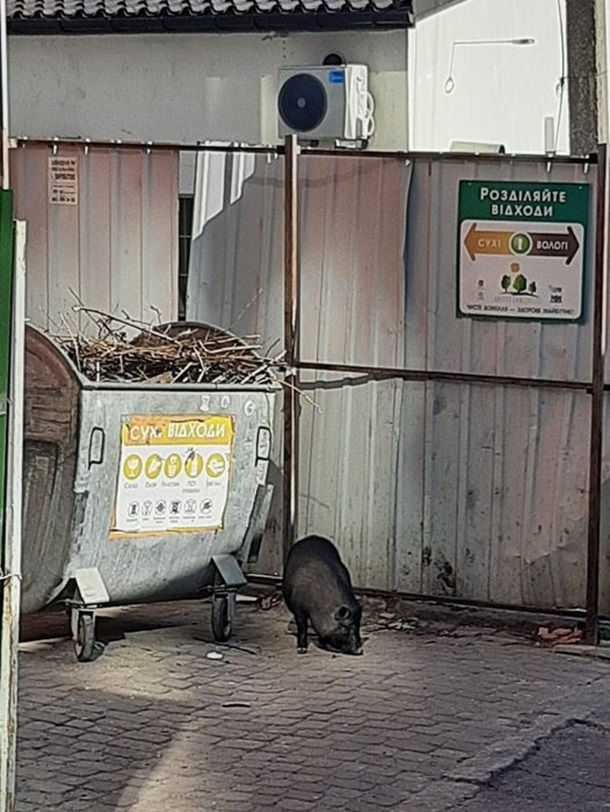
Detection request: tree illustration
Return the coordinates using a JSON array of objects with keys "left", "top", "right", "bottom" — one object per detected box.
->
[
  {"left": 513, "top": 274, "right": 527, "bottom": 295},
  {"left": 501, "top": 275, "right": 511, "bottom": 293},
  {"left": 528, "top": 281, "right": 537, "bottom": 295}
]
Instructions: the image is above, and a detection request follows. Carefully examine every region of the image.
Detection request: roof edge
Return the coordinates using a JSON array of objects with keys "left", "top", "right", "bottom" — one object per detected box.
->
[{"left": 8, "top": 7, "right": 413, "bottom": 34}]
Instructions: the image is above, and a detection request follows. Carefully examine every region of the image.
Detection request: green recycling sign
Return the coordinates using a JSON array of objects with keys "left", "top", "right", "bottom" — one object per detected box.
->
[{"left": 457, "top": 180, "right": 590, "bottom": 321}]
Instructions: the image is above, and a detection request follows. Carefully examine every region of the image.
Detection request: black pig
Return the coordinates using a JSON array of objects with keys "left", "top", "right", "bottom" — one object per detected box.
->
[{"left": 282, "top": 535, "right": 363, "bottom": 655}]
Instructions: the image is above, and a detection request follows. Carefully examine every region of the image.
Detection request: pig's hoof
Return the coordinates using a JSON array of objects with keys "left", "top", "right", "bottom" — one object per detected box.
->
[{"left": 297, "top": 647, "right": 308, "bottom": 654}]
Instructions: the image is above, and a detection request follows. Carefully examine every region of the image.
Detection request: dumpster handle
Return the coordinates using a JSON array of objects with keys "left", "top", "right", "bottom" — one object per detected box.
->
[
  {"left": 255, "top": 426, "right": 271, "bottom": 465},
  {"left": 88, "top": 427, "right": 106, "bottom": 468}
]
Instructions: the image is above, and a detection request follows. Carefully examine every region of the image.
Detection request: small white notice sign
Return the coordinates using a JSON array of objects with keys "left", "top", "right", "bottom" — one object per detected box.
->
[{"left": 48, "top": 156, "right": 78, "bottom": 205}]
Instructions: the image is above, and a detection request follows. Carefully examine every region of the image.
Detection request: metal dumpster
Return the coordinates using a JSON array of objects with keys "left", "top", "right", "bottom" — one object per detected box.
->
[{"left": 22, "top": 322, "right": 278, "bottom": 661}]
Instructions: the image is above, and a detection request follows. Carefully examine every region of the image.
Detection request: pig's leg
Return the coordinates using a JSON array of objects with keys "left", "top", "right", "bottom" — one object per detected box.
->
[{"left": 294, "top": 610, "right": 309, "bottom": 653}]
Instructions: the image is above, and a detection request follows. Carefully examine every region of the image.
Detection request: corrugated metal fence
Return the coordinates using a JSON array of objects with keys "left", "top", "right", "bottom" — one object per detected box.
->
[
  {"left": 11, "top": 143, "right": 178, "bottom": 331},
  {"left": 188, "top": 151, "right": 604, "bottom": 614}
]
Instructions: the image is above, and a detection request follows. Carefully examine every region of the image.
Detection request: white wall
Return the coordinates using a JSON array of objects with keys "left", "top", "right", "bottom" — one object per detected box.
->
[
  {"left": 408, "top": 0, "right": 570, "bottom": 154},
  {"left": 604, "top": 0, "right": 610, "bottom": 143},
  {"left": 7, "top": 30, "right": 408, "bottom": 150}
]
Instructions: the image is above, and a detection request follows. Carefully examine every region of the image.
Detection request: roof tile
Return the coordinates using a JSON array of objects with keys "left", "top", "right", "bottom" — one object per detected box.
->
[{"left": 7, "top": 0, "right": 412, "bottom": 31}]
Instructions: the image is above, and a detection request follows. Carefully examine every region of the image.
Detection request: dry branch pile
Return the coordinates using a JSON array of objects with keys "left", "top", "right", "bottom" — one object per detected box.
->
[{"left": 53, "top": 308, "right": 279, "bottom": 385}]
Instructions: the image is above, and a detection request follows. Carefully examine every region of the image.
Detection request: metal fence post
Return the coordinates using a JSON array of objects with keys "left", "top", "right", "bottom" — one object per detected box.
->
[
  {"left": 586, "top": 142, "right": 608, "bottom": 644},
  {"left": 283, "top": 135, "right": 300, "bottom": 564}
]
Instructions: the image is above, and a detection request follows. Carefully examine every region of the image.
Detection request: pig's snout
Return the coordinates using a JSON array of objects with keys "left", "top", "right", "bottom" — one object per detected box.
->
[
  {"left": 338, "top": 631, "right": 364, "bottom": 656},
  {"left": 349, "top": 637, "right": 364, "bottom": 656}
]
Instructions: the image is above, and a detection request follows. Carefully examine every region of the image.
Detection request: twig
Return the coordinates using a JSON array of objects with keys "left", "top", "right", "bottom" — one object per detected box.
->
[
  {"left": 150, "top": 305, "right": 163, "bottom": 325},
  {"left": 39, "top": 307, "right": 63, "bottom": 334},
  {"left": 60, "top": 312, "right": 81, "bottom": 373},
  {"left": 228, "top": 287, "right": 264, "bottom": 332},
  {"left": 68, "top": 287, "right": 104, "bottom": 335},
  {"left": 71, "top": 306, "right": 181, "bottom": 344},
  {"left": 51, "top": 306, "right": 278, "bottom": 386},
  {"left": 280, "top": 378, "right": 322, "bottom": 413}
]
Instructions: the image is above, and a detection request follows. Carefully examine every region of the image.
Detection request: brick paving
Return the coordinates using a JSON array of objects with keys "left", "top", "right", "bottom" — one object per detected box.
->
[{"left": 14, "top": 598, "right": 610, "bottom": 811}]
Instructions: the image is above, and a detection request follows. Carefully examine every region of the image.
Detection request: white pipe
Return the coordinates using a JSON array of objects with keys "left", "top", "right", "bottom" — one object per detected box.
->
[
  {"left": 0, "top": 221, "right": 26, "bottom": 812},
  {"left": 600, "top": 0, "right": 610, "bottom": 145}
]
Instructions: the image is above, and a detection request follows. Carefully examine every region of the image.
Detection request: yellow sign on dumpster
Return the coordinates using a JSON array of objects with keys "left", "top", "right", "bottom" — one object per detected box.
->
[{"left": 111, "top": 415, "right": 234, "bottom": 537}]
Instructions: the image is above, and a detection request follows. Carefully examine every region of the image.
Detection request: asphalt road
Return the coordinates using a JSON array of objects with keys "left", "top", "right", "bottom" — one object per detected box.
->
[{"left": 455, "top": 720, "right": 610, "bottom": 811}]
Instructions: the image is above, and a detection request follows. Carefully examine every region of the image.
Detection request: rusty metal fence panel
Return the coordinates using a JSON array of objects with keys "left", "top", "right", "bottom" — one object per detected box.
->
[
  {"left": 405, "top": 159, "right": 595, "bottom": 382},
  {"left": 398, "top": 158, "right": 596, "bottom": 609},
  {"left": 10, "top": 144, "right": 179, "bottom": 331},
  {"left": 293, "top": 156, "right": 409, "bottom": 586},
  {"left": 188, "top": 154, "right": 410, "bottom": 577},
  {"left": 189, "top": 151, "right": 598, "bottom": 611},
  {"left": 599, "top": 399, "right": 610, "bottom": 615}
]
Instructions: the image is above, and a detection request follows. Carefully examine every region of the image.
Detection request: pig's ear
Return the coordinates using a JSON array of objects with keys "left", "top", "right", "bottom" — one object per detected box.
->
[{"left": 335, "top": 605, "right": 352, "bottom": 623}]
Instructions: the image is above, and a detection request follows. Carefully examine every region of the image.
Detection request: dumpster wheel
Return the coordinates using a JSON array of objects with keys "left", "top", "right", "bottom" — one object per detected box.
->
[
  {"left": 74, "top": 611, "right": 96, "bottom": 662},
  {"left": 211, "top": 594, "right": 233, "bottom": 643}
]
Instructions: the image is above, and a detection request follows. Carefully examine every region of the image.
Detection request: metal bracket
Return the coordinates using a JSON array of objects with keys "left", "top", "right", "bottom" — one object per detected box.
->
[
  {"left": 255, "top": 426, "right": 272, "bottom": 465},
  {"left": 241, "top": 483, "right": 274, "bottom": 564},
  {"left": 211, "top": 555, "right": 247, "bottom": 591},
  {"left": 73, "top": 568, "right": 110, "bottom": 607},
  {"left": 88, "top": 427, "right": 106, "bottom": 468}
]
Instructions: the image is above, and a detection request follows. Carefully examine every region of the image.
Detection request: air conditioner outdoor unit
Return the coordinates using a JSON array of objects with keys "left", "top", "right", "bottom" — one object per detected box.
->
[{"left": 277, "top": 64, "right": 372, "bottom": 142}]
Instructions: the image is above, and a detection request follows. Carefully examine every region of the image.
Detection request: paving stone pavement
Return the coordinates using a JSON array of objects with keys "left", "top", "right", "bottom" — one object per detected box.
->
[{"left": 15, "top": 599, "right": 610, "bottom": 812}]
